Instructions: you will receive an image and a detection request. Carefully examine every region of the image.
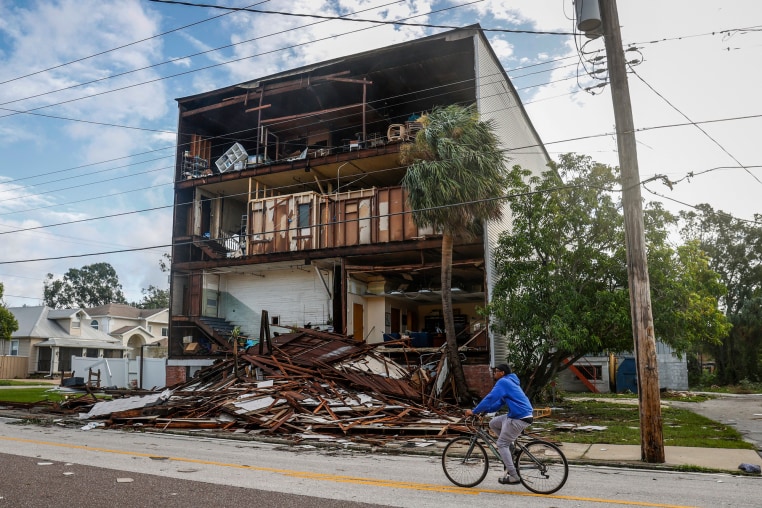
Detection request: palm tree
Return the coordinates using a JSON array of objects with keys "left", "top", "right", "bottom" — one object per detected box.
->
[{"left": 402, "top": 104, "right": 510, "bottom": 405}]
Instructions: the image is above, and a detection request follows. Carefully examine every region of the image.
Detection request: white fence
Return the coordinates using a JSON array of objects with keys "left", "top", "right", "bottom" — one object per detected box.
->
[{"left": 70, "top": 356, "right": 167, "bottom": 390}]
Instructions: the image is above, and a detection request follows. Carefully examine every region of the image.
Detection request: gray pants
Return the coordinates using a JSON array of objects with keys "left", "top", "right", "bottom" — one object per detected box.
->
[{"left": 489, "top": 414, "right": 529, "bottom": 477}]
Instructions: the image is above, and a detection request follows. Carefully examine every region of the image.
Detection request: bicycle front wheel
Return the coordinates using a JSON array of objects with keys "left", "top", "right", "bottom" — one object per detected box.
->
[
  {"left": 441, "top": 436, "right": 489, "bottom": 488},
  {"left": 516, "top": 440, "right": 568, "bottom": 494}
]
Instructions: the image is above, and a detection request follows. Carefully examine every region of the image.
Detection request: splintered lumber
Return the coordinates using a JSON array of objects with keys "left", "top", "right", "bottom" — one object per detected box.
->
[
  {"left": 155, "top": 418, "right": 224, "bottom": 429},
  {"left": 72, "top": 328, "right": 466, "bottom": 443}
]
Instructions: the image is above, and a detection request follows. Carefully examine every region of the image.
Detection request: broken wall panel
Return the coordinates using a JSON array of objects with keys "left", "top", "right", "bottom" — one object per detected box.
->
[{"left": 77, "top": 327, "right": 459, "bottom": 444}]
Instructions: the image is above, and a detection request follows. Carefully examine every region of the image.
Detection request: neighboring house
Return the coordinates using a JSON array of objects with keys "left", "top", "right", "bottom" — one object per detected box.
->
[
  {"left": 167, "top": 26, "right": 550, "bottom": 385},
  {"left": 85, "top": 304, "right": 169, "bottom": 359},
  {"left": 560, "top": 343, "right": 689, "bottom": 394},
  {"left": 8, "top": 306, "right": 128, "bottom": 376}
]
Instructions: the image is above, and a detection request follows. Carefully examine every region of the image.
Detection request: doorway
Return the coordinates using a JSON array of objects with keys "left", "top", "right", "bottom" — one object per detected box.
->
[{"left": 352, "top": 303, "right": 363, "bottom": 342}]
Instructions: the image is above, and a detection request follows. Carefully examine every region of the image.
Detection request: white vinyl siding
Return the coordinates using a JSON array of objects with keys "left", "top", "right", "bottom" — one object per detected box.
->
[{"left": 474, "top": 33, "right": 549, "bottom": 365}]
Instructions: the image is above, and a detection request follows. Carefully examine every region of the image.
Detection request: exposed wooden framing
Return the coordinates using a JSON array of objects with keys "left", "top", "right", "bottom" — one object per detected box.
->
[
  {"left": 344, "top": 259, "right": 483, "bottom": 273},
  {"left": 181, "top": 95, "right": 248, "bottom": 116},
  {"left": 260, "top": 103, "right": 365, "bottom": 125},
  {"left": 328, "top": 77, "right": 373, "bottom": 85},
  {"left": 256, "top": 87, "right": 265, "bottom": 158},
  {"left": 244, "top": 103, "right": 272, "bottom": 114}
]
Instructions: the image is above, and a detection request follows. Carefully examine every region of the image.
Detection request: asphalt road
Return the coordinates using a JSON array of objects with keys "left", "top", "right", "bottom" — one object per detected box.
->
[
  {"left": 2, "top": 414, "right": 761, "bottom": 508},
  {"left": 0, "top": 452, "right": 386, "bottom": 508},
  {"left": 669, "top": 393, "right": 762, "bottom": 450}
]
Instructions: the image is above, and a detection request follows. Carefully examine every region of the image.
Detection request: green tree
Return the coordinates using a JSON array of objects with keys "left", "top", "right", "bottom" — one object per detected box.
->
[
  {"left": 43, "top": 262, "right": 127, "bottom": 308},
  {"left": 401, "top": 104, "right": 509, "bottom": 405},
  {"left": 134, "top": 285, "right": 169, "bottom": 309},
  {"left": 0, "top": 283, "right": 20, "bottom": 355},
  {"left": 680, "top": 206, "right": 762, "bottom": 383},
  {"left": 487, "top": 154, "right": 729, "bottom": 400},
  {"left": 728, "top": 297, "right": 762, "bottom": 382}
]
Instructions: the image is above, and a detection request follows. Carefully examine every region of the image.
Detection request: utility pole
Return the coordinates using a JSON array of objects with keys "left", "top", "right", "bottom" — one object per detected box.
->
[{"left": 599, "top": 0, "right": 665, "bottom": 463}]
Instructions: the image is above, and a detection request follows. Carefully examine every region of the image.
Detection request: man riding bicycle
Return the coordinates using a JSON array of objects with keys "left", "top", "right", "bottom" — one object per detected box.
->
[{"left": 464, "top": 363, "right": 533, "bottom": 485}]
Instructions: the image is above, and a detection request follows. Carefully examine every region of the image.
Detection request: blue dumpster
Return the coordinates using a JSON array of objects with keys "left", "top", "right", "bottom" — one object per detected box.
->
[{"left": 616, "top": 358, "right": 638, "bottom": 394}]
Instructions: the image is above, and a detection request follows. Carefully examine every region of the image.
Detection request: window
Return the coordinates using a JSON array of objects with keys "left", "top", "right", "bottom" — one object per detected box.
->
[
  {"left": 579, "top": 365, "right": 603, "bottom": 381},
  {"left": 297, "top": 203, "right": 311, "bottom": 229},
  {"left": 91, "top": 320, "right": 99, "bottom": 330},
  {"left": 10, "top": 339, "right": 19, "bottom": 356},
  {"left": 148, "top": 325, "right": 153, "bottom": 333},
  {"left": 161, "top": 327, "right": 168, "bottom": 337}
]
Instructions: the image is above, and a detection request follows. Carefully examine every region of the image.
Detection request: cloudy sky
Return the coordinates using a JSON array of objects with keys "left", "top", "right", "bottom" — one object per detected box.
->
[{"left": 0, "top": 0, "right": 759, "bottom": 308}]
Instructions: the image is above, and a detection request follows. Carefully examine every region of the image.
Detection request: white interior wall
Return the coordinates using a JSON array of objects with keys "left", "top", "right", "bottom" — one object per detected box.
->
[{"left": 221, "top": 267, "right": 332, "bottom": 338}]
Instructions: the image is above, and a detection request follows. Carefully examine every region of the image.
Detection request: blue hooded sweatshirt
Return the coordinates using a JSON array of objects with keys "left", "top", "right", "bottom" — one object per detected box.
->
[{"left": 472, "top": 373, "right": 533, "bottom": 419}]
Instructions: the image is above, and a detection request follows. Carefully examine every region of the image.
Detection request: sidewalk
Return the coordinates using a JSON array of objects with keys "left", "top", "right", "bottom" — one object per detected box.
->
[
  {"left": 0, "top": 404, "right": 760, "bottom": 474},
  {"left": 558, "top": 442, "right": 762, "bottom": 472}
]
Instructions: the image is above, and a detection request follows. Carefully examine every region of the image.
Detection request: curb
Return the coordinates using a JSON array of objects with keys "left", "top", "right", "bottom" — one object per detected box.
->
[{"left": 1, "top": 410, "right": 759, "bottom": 477}]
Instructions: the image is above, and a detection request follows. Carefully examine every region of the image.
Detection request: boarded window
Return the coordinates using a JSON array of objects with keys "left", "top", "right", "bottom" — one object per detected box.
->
[{"left": 297, "top": 202, "right": 311, "bottom": 229}]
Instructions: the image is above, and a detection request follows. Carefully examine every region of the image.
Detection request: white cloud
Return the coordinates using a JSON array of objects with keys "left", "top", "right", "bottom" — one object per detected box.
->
[
  {"left": 520, "top": 1, "right": 762, "bottom": 222},
  {"left": 1, "top": 0, "right": 759, "bottom": 308}
]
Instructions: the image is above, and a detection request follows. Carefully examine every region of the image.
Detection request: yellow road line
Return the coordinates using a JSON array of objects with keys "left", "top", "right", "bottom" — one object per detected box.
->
[{"left": 0, "top": 436, "right": 696, "bottom": 507}]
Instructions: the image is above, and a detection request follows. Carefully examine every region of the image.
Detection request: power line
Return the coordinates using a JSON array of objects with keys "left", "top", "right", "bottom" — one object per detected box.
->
[
  {"left": 0, "top": 62, "right": 579, "bottom": 199},
  {"left": 149, "top": 0, "right": 576, "bottom": 35},
  {"left": 0, "top": 12, "right": 757, "bottom": 233},
  {"left": 3, "top": 170, "right": 758, "bottom": 267},
  {"left": 0, "top": 1, "right": 478, "bottom": 121},
  {"left": 2, "top": 5, "right": 754, "bottom": 196},
  {"left": 643, "top": 182, "right": 760, "bottom": 226},
  {"left": 4, "top": 95, "right": 761, "bottom": 232},
  {"left": 629, "top": 66, "right": 762, "bottom": 185},
  {"left": 0, "top": 0, "right": 404, "bottom": 110},
  {"left": 3, "top": 99, "right": 760, "bottom": 229},
  {"left": 0, "top": 1, "right": 266, "bottom": 87}
]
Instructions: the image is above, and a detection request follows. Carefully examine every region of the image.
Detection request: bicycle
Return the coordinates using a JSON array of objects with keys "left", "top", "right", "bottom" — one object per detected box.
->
[{"left": 441, "top": 414, "right": 568, "bottom": 494}]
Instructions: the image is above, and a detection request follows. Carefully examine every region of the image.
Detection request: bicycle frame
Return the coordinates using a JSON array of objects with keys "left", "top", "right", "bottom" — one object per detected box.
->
[
  {"left": 441, "top": 415, "right": 569, "bottom": 494},
  {"left": 463, "top": 422, "right": 531, "bottom": 468}
]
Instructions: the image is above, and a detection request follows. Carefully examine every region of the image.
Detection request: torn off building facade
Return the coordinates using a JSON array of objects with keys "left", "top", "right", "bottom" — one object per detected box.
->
[{"left": 167, "top": 26, "right": 549, "bottom": 388}]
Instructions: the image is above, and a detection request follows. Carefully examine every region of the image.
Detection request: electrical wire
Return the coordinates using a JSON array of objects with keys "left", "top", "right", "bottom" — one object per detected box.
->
[
  {"left": 629, "top": 66, "right": 762, "bottom": 185},
  {"left": 0, "top": 8, "right": 758, "bottom": 250},
  {"left": 0, "top": 1, "right": 485, "bottom": 121},
  {"left": 0, "top": 60, "right": 580, "bottom": 198},
  {"left": 0, "top": 1, "right": 269, "bottom": 87},
  {"left": 0, "top": 0, "right": 403, "bottom": 109},
  {"left": 148, "top": 0, "right": 576, "bottom": 35}
]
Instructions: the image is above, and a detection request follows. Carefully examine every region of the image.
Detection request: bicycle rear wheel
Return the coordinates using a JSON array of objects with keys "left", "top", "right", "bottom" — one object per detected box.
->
[
  {"left": 516, "top": 440, "right": 568, "bottom": 494},
  {"left": 441, "top": 436, "right": 489, "bottom": 487}
]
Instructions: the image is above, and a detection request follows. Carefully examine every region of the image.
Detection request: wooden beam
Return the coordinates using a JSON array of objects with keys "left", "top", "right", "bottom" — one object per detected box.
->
[
  {"left": 260, "top": 103, "right": 363, "bottom": 125},
  {"left": 344, "top": 258, "right": 483, "bottom": 273},
  {"left": 181, "top": 94, "right": 250, "bottom": 116},
  {"left": 244, "top": 104, "right": 272, "bottom": 114},
  {"left": 327, "top": 77, "right": 373, "bottom": 85}
]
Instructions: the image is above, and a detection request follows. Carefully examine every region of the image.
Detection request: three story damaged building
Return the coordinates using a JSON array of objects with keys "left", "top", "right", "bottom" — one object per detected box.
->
[{"left": 167, "top": 26, "right": 549, "bottom": 385}]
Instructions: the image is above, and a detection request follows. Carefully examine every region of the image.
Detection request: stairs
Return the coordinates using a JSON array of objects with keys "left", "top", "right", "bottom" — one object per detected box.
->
[
  {"left": 193, "top": 236, "right": 228, "bottom": 260},
  {"left": 197, "top": 316, "right": 248, "bottom": 349},
  {"left": 562, "top": 357, "right": 600, "bottom": 393}
]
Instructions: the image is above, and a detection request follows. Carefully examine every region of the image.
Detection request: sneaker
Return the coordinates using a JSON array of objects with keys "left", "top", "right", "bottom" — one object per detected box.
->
[{"left": 498, "top": 475, "right": 520, "bottom": 485}]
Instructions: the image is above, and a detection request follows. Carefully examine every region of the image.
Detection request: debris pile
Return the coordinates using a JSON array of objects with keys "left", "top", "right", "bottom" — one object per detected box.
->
[{"left": 80, "top": 328, "right": 465, "bottom": 445}]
